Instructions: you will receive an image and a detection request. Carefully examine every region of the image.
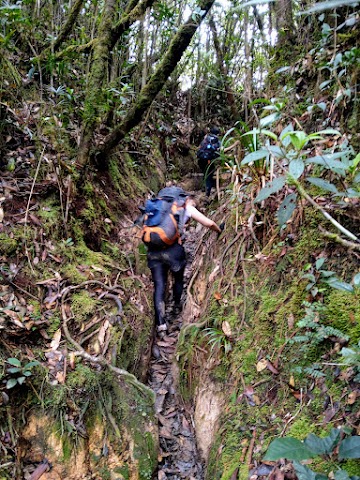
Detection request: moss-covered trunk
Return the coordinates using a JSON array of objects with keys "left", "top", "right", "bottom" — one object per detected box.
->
[
  {"left": 77, "top": 0, "right": 117, "bottom": 166},
  {"left": 91, "top": 0, "right": 216, "bottom": 166}
]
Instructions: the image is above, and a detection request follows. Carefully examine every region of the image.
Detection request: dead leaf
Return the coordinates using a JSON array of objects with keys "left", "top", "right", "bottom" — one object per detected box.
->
[
  {"left": 214, "top": 291, "right": 222, "bottom": 301},
  {"left": 209, "top": 265, "right": 220, "bottom": 283},
  {"left": 287, "top": 313, "right": 295, "bottom": 329},
  {"left": 91, "top": 265, "right": 103, "bottom": 272},
  {"left": 347, "top": 391, "right": 358, "bottom": 405},
  {"left": 222, "top": 321, "right": 232, "bottom": 337},
  {"left": 69, "top": 352, "right": 75, "bottom": 369},
  {"left": 256, "top": 359, "right": 268, "bottom": 372},
  {"left": 56, "top": 371, "right": 66, "bottom": 384},
  {"left": 50, "top": 328, "right": 61, "bottom": 351},
  {"left": 269, "top": 467, "right": 285, "bottom": 480},
  {"left": 289, "top": 375, "right": 295, "bottom": 387},
  {"left": 266, "top": 360, "right": 279, "bottom": 375},
  {"left": 98, "top": 320, "right": 110, "bottom": 346},
  {"left": 0, "top": 207, "right": 4, "bottom": 223},
  {"left": 29, "top": 214, "right": 42, "bottom": 226}
]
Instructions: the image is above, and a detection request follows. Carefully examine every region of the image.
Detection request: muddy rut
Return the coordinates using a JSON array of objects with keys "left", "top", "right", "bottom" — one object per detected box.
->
[{"left": 147, "top": 226, "right": 204, "bottom": 480}]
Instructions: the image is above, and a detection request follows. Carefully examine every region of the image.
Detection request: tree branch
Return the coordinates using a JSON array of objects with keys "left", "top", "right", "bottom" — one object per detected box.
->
[
  {"left": 109, "top": 0, "right": 156, "bottom": 51},
  {"left": 37, "top": 0, "right": 85, "bottom": 61},
  {"left": 91, "top": 0, "right": 216, "bottom": 165},
  {"left": 290, "top": 176, "right": 360, "bottom": 243},
  {"left": 319, "top": 227, "right": 360, "bottom": 251}
]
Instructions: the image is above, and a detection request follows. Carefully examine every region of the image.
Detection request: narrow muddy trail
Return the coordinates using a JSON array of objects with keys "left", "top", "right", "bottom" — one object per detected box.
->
[{"left": 147, "top": 222, "right": 204, "bottom": 480}]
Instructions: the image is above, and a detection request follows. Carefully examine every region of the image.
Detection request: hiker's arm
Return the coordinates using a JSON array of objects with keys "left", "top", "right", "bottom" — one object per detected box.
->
[{"left": 188, "top": 205, "right": 222, "bottom": 233}]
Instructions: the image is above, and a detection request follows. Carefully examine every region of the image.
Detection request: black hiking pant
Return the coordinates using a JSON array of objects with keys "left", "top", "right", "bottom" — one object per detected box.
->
[
  {"left": 198, "top": 158, "right": 216, "bottom": 197},
  {"left": 147, "top": 243, "right": 186, "bottom": 326}
]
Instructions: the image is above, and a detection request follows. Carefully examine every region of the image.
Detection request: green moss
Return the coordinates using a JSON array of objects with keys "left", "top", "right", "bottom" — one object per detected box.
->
[
  {"left": 71, "top": 290, "right": 98, "bottom": 321},
  {"left": 61, "top": 435, "right": 73, "bottom": 462},
  {"left": 61, "top": 263, "right": 88, "bottom": 283},
  {"left": 324, "top": 290, "right": 360, "bottom": 342},
  {"left": 113, "top": 465, "right": 130, "bottom": 479},
  {"left": 67, "top": 364, "right": 99, "bottom": 391},
  {"left": 288, "top": 418, "right": 316, "bottom": 440},
  {"left": 37, "top": 197, "right": 61, "bottom": 234},
  {"left": 46, "top": 313, "right": 61, "bottom": 335},
  {"left": 0, "top": 233, "right": 18, "bottom": 255},
  {"left": 341, "top": 459, "right": 360, "bottom": 476}
]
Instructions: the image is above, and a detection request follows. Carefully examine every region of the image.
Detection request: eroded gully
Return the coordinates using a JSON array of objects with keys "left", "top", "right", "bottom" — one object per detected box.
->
[{"left": 147, "top": 224, "right": 204, "bottom": 480}]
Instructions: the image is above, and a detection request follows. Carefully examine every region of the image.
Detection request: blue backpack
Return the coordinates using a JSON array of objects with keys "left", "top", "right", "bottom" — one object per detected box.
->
[
  {"left": 197, "top": 134, "right": 220, "bottom": 163},
  {"left": 142, "top": 187, "right": 188, "bottom": 248}
]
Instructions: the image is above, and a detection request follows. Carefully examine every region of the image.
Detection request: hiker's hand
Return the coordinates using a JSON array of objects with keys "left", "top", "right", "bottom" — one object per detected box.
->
[{"left": 218, "top": 222, "right": 225, "bottom": 237}]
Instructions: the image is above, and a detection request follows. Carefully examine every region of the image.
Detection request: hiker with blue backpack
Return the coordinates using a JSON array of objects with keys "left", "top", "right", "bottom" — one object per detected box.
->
[
  {"left": 197, "top": 126, "right": 221, "bottom": 197},
  {"left": 139, "top": 186, "right": 224, "bottom": 333}
]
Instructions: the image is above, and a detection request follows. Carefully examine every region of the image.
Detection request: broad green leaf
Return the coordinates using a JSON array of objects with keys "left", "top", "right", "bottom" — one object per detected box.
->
[
  {"left": 7, "top": 358, "right": 21, "bottom": 367},
  {"left": 353, "top": 273, "right": 360, "bottom": 287},
  {"left": 306, "top": 156, "right": 348, "bottom": 171},
  {"left": 24, "top": 361, "right": 40, "bottom": 369},
  {"left": 276, "top": 66, "right": 291, "bottom": 73},
  {"left": 280, "top": 124, "right": 295, "bottom": 147},
  {"left": 241, "top": 150, "right": 268, "bottom": 165},
  {"left": 23, "top": 371, "right": 33, "bottom": 376},
  {"left": 339, "top": 436, "right": 360, "bottom": 459},
  {"left": 316, "top": 102, "right": 327, "bottom": 112},
  {"left": 326, "top": 279, "right": 354, "bottom": 292},
  {"left": 304, "top": 429, "right": 340, "bottom": 455},
  {"left": 293, "top": 461, "right": 328, "bottom": 480},
  {"left": 268, "top": 146, "right": 286, "bottom": 158},
  {"left": 335, "top": 470, "right": 351, "bottom": 480},
  {"left": 289, "top": 159, "right": 305, "bottom": 179},
  {"left": 350, "top": 153, "right": 360, "bottom": 172},
  {"left": 315, "top": 258, "right": 326, "bottom": 270},
  {"left": 302, "top": 273, "right": 316, "bottom": 282},
  {"left": 260, "top": 112, "right": 281, "bottom": 128},
  {"left": 319, "top": 270, "right": 336, "bottom": 277},
  {"left": 316, "top": 129, "right": 341, "bottom": 136},
  {"left": 354, "top": 172, "right": 360, "bottom": 183},
  {"left": 260, "top": 129, "right": 279, "bottom": 141},
  {"left": 6, "top": 378, "right": 18, "bottom": 389},
  {"left": 319, "top": 80, "right": 333, "bottom": 90},
  {"left": 307, "top": 177, "right": 338, "bottom": 193},
  {"left": 345, "top": 188, "right": 360, "bottom": 198},
  {"left": 17, "top": 376, "right": 26, "bottom": 385},
  {"left": 298, "top": 1, "right": 359, "bottom": 15},
  {"left": 248, "top": 98, "right": 272, "bottom": 107},
  {"left": 282, "top": 131, "right": 308, "bottom": 150},
  {"left": 7, "top": 367, "right": 21, "bottom": 374},
  {"left": 254, "top": 176, "right": 286, "bottom": 203},
  {"left": 242, "top": 129, "right": 278, "bottom": 141},
  {"left": 277, "top": 194, "right": 297, "bottom": 227},
  {"left": 264, "top": 437, "right": 314, "bottom": 461}
]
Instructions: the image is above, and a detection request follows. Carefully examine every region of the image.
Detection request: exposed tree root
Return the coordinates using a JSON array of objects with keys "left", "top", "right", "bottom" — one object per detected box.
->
[{"left": 60, "top": 282, "right": 155, "bottom": 402}]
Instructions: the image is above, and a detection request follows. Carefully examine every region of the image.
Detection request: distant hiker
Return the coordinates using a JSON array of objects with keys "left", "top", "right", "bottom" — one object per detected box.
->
[
  {"left": 139, "top": 186, "right": 224, "bottom": 333},
  {"left": 196, "top": 126, "right": 221, "bottom": 197}
]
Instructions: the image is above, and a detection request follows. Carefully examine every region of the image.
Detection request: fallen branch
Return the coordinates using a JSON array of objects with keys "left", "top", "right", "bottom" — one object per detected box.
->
[
  {"left": 29, "top": 460, "right": 51, "bottom": 480},
  {"left": 319, "top": 226, "right": 360, "bottom": 251},
  {"left": 60, "top": 283, "right": 154, "bottom": 402},
  {"left": 289, "top": 176, "right": 360, "bottom": 243}
]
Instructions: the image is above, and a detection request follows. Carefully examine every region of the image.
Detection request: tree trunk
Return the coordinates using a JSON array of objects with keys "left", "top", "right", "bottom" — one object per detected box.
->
[
  {"left": 77, "top": 0, "right": 117, "bottom": 166},
  {"left": 92, "top": 0, "right": 217, "bottom": 166},
  {"left": 209, "top": 16, "right": 238, "bottom": 121},
  {"left": 275, "top": 0, "right": 294, "bottom": 45}
]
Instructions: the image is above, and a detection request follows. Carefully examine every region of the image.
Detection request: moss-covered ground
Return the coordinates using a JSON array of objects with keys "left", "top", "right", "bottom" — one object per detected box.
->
[{"left": 177, "top": 195, "right": 360, "bottom": 480}]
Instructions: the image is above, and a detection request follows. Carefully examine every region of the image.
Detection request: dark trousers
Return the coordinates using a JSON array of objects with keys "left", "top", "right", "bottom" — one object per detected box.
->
[
  {"left": 150, "top": 264, "right": 184, "bottom": 326},
  {"left": 147, "top": 243, "right": 186, "bottom": 326},
  {"left": 205, "top": 172, "right": 215, "bottom": 197}
]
